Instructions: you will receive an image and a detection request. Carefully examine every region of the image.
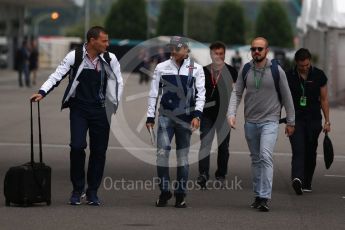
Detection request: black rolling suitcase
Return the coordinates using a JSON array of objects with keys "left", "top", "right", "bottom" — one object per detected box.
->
[{"left": 4, "top": 101, "right": 51, "bottom": 207}]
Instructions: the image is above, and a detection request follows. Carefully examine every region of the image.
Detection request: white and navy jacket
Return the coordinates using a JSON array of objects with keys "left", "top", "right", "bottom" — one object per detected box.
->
[
  {"left": 38, "top": 45, "right": 123, "bottom": 114},
  {"left": 147, "top": 57, "right": 205, "bottom": 122}
]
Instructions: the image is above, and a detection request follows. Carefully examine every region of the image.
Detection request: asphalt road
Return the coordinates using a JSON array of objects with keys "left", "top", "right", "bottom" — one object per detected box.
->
[{"left": 0, "top": 69, "right": 344, "bottom": 230}]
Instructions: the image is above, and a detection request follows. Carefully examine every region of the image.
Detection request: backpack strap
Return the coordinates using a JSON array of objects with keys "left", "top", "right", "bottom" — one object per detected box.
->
[
  {"left": 187, "top": 59, "right": 194, "bottom": 86},
  {"left": 60, "top": 46, "right": 83, "bottom": 109},
  {"left": 241, "top": 62, "right": 251, "bottom": 88},
  {"left": 270, "top": 59, "right": 282, "bottom": 104},
  {"left": 103, "top": 51, "right": 112, "bottom": 65},
  {"left": 270, "top": 59, "right": 285, "bottom": 123},
  {"left": 186, "top": 59, "right": 194, "bottom": 116},
  {"left": 70, "top": 45, "right": 83, "bottom": 79}
]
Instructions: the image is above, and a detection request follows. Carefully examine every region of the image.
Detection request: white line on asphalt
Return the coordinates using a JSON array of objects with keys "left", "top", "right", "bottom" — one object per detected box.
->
[
  {"left": 1, "top": 142, "right": 345, "bottom": 160},
  {"left": 126, "top": 92, "right": 149, "bottom": 101},
  {"left": 324, "top": 174, "right": 345, "bottom": 178}
]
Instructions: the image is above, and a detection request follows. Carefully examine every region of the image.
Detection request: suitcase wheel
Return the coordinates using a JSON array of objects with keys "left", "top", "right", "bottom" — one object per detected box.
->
[
  {"left": 47, "top": 200, "right": 51, "bottom": 206},
  {"left": 5, "top": 200, "right": 10, "bottom": 207}
]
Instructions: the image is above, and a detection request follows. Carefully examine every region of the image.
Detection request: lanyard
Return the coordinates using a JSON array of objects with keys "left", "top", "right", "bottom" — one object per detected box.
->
[
  {"left": 298, "top": 74, "right": 306, "bottom": 97},
  {"left": 210, "top": 65, "right": 222, "bottom": 89},
  {"left": 253, "top": 67, "right": 265, "bottom": 89},
  {"left": 300, "top": 82, "right": 305, "bottom": 97},
  {"left": 87, "top": 55, "right": 99, "bottom": 71},
  {"left": 298, "top": 73, "right": 308, "bottom": 107}
]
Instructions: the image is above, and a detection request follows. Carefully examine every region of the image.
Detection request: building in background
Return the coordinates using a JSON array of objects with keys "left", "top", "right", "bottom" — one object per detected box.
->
[
  {"left": 0, "top": 0, "right": 75, "bottom": 69},
  {"left": 297, "top": 0, "right": 345, "bottom": 106}
]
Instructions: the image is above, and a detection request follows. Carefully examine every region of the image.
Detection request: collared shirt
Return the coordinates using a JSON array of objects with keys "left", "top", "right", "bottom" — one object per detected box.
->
[
  {"left": 74, "top": 49, "right": 106, "bottom": 106},
  {"left": 286, "top": 66, "right": 327, "bottom": 121}
]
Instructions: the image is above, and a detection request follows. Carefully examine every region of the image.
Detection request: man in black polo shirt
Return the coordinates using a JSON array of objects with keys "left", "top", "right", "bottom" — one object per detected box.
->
[
  {"left": 197, "top": 41, "right": 237, "bottom": 188},
  {"left": 286, "top": 48, "right": 331, "bottom": 195}
]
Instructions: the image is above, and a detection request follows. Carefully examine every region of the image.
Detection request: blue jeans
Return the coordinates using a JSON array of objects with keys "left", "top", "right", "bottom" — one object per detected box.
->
[
  {"left": 156, "top": 115, "right": 192, "bottom": 195},
  {"left": 244, "top": 121, "right": 279, "bottom": 199}
]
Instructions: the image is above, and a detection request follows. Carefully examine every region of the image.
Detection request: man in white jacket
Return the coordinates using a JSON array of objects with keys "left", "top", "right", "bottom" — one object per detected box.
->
[
  {"left": 146, "top": 36, "right": 205, "bottom": 208},
  {"left": 31, "top": 26, "right": 123, "bottom": 206}
]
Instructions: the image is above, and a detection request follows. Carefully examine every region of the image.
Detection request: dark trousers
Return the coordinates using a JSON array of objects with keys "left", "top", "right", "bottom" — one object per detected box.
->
[
  {"left": 69, "top": 104, "right": 110, "bottom": 194},
  {"left": 18, "top": 65, "right": 30, "bottom": 87},
  {"left": 198, "top": 116, "right": 230, "bottom": 178},
  {"left": 289, "top": 119, "right": 322, "bottom": 188}
]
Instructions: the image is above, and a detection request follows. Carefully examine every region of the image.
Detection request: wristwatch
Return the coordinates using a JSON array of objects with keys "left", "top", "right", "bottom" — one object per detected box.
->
[{"left": 325, "top": 121, "right": 331, "bottom": 125}]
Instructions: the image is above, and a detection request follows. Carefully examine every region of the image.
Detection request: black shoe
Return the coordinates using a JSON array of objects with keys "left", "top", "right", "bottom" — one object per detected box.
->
[
  {"left": 292, "top": 178, "right": 303, "bottom": 195},
  {"left": 175, "top": 194, "right": 187, "bottom": 208},
  {"left": 197, "top": 174, "right": 208, "bottom": 189},
  {"left": 250, "top": 197, "right": 261, "bottom": 209},
  {"left": 258, "top": 198, "right": 269, "bottom": 212},
  {"left": 86, "top": 191, "right": 101, "bottom": 206},
  {"left": 215, "top": 176, "right": 226, "bottom": 189},
  {"left": 155, "top": 191, "right": 172, "bottom": 207}
]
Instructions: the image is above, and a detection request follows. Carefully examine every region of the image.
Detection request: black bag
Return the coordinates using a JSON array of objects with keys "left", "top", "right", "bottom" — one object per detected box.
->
[
  {"left": 4, "top": 101, "right": 51, "bottom": 207},
  {"left": 323, "top": 133, "right": 334, "bottom": 170}
]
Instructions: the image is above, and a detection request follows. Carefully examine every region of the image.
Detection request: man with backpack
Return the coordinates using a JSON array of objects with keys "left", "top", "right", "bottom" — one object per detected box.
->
[
  {"left": 227, "top": 37, "right": 295, "bottom": 212},
  {"left": 30, "top": 26, "right": 123, "bottom": 206}
]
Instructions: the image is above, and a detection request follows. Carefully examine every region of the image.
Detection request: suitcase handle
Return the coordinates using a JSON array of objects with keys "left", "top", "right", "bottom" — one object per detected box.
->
[{"left": 30, "top": 100, "right": 43, "bottom": 164}]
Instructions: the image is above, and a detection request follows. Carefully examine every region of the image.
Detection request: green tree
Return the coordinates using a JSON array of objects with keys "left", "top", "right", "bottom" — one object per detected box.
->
[
  {"left": 187, "top": 3, "right": 217, "bottom": 42},
  {"left": 64, "top": 16, "right": 105, "bottom": 39},
  {"left": 255, "top": 0, "right": 294, "bottom": 48},
  {"left": 156, "top": 0, "right": 184, "bottom": 36},
  {"left": 104, "top": 0, "right": 147, "bottom": 40},
  {"left": 215, "top": 0, "right": 245, "bottom": 45}
]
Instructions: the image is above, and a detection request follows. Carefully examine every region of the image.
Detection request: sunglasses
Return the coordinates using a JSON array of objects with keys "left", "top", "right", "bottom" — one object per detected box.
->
[{"left": 250, "top": 47, "right": 265, "bottom": 52}]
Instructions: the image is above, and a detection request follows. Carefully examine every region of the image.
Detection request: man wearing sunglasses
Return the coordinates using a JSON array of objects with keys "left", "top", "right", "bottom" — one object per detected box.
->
[
  {"left": 227, "top": 37, "right": 295, "bottom": 212},
  {"left": 286, "top": 48, "right": 330, "bottom": 195},
  {"left": 146, "top": 36, "right": 205, "bottom": 208}
]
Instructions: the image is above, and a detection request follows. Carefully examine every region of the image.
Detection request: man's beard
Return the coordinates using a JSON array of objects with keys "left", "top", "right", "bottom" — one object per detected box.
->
[{"left": 254, "top": 56, "right": 265, "bottom": 63}]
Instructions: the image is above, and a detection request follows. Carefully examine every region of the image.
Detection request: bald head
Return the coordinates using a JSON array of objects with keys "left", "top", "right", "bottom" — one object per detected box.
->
[
  {"left": 250, "top": 37, "right": 269, "bottom": 65},
  {"left": 251, "top": 37, "right": 269, "bottom": 48}
]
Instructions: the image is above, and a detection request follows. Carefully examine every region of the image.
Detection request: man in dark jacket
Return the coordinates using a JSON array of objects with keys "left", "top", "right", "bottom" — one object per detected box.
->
[{"left": 197, "top": 41, "right": 237, "bottom": 188}]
